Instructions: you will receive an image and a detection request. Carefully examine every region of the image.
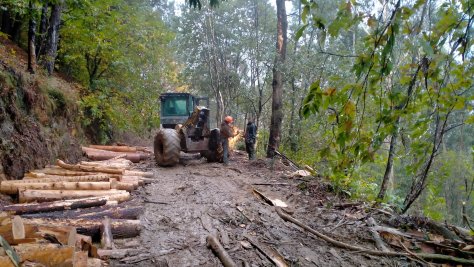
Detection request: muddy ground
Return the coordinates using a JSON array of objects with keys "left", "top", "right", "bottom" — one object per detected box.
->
[{"left": 112, "top": 151, "right": 415, "bottom": 267}]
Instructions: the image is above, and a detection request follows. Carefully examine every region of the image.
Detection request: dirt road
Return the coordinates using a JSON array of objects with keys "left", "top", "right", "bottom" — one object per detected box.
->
[{"left": 114, "top": 151, "right": 407, "bottom": 267}]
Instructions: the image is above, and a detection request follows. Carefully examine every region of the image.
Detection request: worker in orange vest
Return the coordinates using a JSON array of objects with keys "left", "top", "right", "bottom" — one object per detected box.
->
[{"left": 220, "top": 116, "right": 239, "bottom": 165}]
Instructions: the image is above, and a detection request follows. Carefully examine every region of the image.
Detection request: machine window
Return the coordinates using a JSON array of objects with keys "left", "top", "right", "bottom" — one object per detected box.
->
[{"left": 163, "top": 96, "right": 188, "bottom": 116}]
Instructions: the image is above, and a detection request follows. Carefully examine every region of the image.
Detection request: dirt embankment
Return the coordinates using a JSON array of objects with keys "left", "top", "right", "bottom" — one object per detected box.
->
[{"left": 0, "top": 37, "right": 84, "bottom": 180}]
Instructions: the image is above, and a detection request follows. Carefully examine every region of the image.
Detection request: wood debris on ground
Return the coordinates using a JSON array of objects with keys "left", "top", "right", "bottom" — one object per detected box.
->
[
  {"left": 0, "top": 144, "right": 154, "bottom": 266},
  {"left": 246, "top": 182, "right": 474, "bottom": 266}
]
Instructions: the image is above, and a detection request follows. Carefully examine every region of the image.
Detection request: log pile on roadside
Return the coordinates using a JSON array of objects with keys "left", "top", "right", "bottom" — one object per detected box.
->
[
  {"left": 0, "top": 151, "right": 154, "bottom": 266},
  {"left": 82, "top": 145, "right": 152, "bottom": 163}
]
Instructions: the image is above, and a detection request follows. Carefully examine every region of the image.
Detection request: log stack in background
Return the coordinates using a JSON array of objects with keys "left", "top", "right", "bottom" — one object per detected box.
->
[
  {"left": 0, "top": 144, "right": 154, "bottom": 266},
  {"left": 82, "top": 145, "right": 152, "bottom": 163}
]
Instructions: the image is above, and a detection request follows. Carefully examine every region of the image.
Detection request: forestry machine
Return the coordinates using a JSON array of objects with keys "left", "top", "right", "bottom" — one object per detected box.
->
[{"left": 154, "top": 93, "right": 223, "bottom": 166}]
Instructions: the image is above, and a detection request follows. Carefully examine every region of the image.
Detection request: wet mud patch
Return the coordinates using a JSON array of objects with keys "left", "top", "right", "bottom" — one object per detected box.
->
[{"left": 112, "top": 152, "right": 414, "bottom": 267}]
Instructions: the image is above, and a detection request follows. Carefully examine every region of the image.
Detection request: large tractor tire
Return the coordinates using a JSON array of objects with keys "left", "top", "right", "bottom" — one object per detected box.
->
[{"left": 154, "top": 129, "right": 180, "bottom": 167}]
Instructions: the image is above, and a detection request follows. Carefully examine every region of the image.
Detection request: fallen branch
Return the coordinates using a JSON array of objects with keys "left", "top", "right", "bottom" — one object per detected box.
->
[
  {"left": 366, "top": 217, "right": 389, "bottom": 252},
  {"left": 274, "top": 150, "right": 300, "bottom": 170},
  {"left": 252, "top": 183, "right": 291, "bottom": 186},
  {"left": 206, "top": 235, "right": 237, "bottom": 267},
  {"left": 399, "top": 240, "right": 433, "bottom": 267},
  {"left": 275, "top": 208, "right": 474, "bottom": 265},
  {"left": 144, "top": 199, "right": 169, "bottom": 205},
  {"left": 244, "top": 234, "right": 289, "bottom": 267},
  {"left": 0, "top": 235, "right": 20, "bottom": 267},
  {"left": 236, "top": 206, "right": 254, "bottom": 222}
]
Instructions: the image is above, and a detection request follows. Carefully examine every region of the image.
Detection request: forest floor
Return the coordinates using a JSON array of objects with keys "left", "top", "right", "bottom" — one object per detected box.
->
[{"left": 113, "top": 150, "right": 416, "bottom": 267}]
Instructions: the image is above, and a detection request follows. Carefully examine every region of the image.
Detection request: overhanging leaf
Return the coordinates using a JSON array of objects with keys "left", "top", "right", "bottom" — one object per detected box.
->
[
  {"left": 419, "top": 39, "right": 434, "bottom": 57},
  {"left": 0, "top": 235, "right": 20, "bottom": 267},
  {"left": 343, "top": 100, "right": 356, "bottom": 118},
  {"left": 302, "top": 5, "right": 310, "bottom": 24},
  {"left": 295, "top": 24, "right": 309, "bottom": 41}
]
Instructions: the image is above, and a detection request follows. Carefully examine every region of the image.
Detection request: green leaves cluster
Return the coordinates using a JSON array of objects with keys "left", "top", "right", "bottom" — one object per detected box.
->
[
  {"left": 59, "top": 0, "right": 175, "bottom": 141},
  {"left": 295, "top": 0, "right": 474, "bottom": 213}
]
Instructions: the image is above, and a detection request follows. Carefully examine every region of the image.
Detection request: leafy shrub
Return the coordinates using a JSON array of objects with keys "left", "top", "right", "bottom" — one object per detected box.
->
[{"left": 47, "top": 88, "right": 67, "bottom": 114}]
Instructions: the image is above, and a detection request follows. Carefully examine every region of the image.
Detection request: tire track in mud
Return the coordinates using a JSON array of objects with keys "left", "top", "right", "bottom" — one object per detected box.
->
[{"left": 126, "top": 155, "right": 404, "bottom": 267}]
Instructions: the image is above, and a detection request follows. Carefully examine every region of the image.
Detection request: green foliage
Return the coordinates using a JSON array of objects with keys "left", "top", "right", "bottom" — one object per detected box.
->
[
  {"left": 292, "top": 0, "right": 474, "bottom": 215},
  {"left": 47, "top": 88, "right": 67, "bottom": 115},
  {"left": 59, "top": 0, "right": 175, "bottom": 137}
]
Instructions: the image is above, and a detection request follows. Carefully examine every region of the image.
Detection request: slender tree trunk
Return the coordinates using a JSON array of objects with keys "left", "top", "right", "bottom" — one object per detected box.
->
[
  {"left": 377, "top": 124, "right": 398, "bottom": 200},
  {"left": 253, "top": 0, "right": 263, "bottom": 128},
  {"left": 203, "top": 7, "right": 224, "bottom": 124},
  {"left": 0, "top": 10, "right": 12, "bottom": 34},
  {"left": 289, "top": 0, "right": 302, "bottom": 153},
  {"left": 266, "top": 0, "right": 287, "bottom": 158},
  {"left": 36, "top": 3, "right": 48, "bottom": 59},
  {"left": 11, "top": 14, "right": 22, "bottom": 44},
  {"left": 27, "top": 0, "right": 37, "bottom": 74},
  {"left": 1, "top": 11, "right": 22, "bottom": 44},
  {"left": 43, "top": 0, "right": 63, "bottom": 75},
  {"left": 402, "top": 108, "right": 451, "bottom": 213}
]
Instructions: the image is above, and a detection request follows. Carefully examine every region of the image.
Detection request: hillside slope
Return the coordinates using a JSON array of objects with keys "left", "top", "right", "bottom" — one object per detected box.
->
[{"left": 0, "top": 37, "right": 84, "bottom": 180}]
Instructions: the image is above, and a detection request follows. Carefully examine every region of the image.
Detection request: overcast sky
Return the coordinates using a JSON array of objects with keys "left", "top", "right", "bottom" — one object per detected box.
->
[{"left": 172, "top": 0, "right": 292, "bottom": 13}]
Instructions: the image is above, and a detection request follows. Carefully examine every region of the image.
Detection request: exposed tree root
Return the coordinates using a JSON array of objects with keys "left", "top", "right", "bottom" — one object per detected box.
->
[{"left": 206, "top": 235, "right": 237, "bottom": 267}]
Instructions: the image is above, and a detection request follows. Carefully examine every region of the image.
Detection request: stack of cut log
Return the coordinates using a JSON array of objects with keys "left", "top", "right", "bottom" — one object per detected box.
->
[
  {"left": 0, "top": 157, "right": 153, "bottom": 266},
  {"left": 82, "top": 145, "right": 152, "bottom": 163},
  {"left": 0, "top": 214, "right": 104, "bottom": 266}
]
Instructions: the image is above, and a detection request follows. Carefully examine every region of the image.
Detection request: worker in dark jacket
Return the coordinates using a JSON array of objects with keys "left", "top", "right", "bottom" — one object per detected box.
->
[
  {"left": 245, "top": 118, "right": 257, "bottom": 160},
  {"left": 220, "top": 116, "right": 238, "bottom": 165}
]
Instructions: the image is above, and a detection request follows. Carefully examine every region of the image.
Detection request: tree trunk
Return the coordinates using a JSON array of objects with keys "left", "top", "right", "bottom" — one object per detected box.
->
[
  {"left": 377, "top": 125, "right": 398, "bottom": 200},
  {"left": 0, "top": 197, "right": 108, "bottom": 215},
  {"left": 88, "top": 145, "right": 138, "bottom": 153},
  {"left": 123, "top": 170, "right": 153, "bottom": 177},
  {"left": 19, "top": 189, "right": 130, "bottom": 203},
  {"left": 27, "top": 169, "right": 102, "bottom": 177},
  {"left": 27, "top": 0, "right": 37, "bottom": 74},
  {"left": 402, "top": 114, "right": 445, "bottom": 213},
  {"left": 0, "top": 222, "right": 75, "bottom": 246},
  {"left": 2, "top": 244, "right": 75, "bottom": 267},
  {"left": 1, "top": 181, "right": 112, "bottom": 194},
  {"left": 36, "top": 3, "right": 49, "bottom": 59},
  {"left": 81, "top": 147, "right": 143, "bottom": 163},
  {"left": 57, "top": 159, "right": 124, "bottom": 174},
  {"left": 266, "top": 0, "right": 287, "bottom": 158},
  {"left": 23, "top": 218, "right": 141, "bottom": 240},
  {"left": 8, "top": 175, "right": 111, "bottom": 183},
  {"left": 119, "top": 176, "right": 140, "bottom": 189},
  {"left": 21, "top": 206, "right": 142, "bottom": 220},
  {"left": 43, "top": 0, "right": 63, "bottom": 75}
]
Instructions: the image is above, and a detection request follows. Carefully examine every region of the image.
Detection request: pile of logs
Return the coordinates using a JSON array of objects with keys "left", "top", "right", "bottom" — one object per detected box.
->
[
  {"left": 82, "top": 145, "right": 152, "bottom": 163},
  {"left": 0, "top": 155, "right": 153, "bottom": 266}
]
